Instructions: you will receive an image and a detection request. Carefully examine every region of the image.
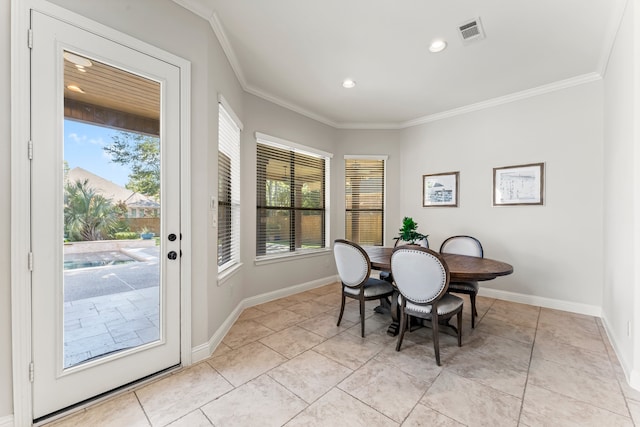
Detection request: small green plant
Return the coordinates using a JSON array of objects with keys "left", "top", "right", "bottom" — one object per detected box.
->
[
  {"left": 397, "top": 216, "right": 428, "bottom": 244},
  {"left": 114, "top": 232, "right": 139, "bottom": 240}
]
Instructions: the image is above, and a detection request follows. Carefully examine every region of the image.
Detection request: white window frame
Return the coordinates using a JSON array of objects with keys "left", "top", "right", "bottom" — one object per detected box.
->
[
  {"left": 255, "top": 132, "right": 332, "bottom": 263},
  {"left": 217, "top": 95, "right": 243, "bottom": 276},
  {"left": 344, "top": 154, "right": 388, "bottom": 246}
]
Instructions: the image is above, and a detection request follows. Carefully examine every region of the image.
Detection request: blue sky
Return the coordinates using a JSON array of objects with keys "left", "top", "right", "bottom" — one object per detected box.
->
[{"left": 64, "top": 119, "right": 131, "bottom": 187}]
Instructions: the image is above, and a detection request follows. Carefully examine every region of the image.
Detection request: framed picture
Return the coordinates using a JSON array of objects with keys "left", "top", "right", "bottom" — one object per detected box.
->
[
  {"left": 493, "top": 162, "right": 544, "bottom": 206},
  {"left": 423, "top": 171, "right": 459, "bottom": 207}
]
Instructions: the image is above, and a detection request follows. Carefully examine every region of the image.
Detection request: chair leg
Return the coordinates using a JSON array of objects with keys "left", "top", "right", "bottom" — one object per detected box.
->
[
  {"left": 337, "top": 291, "right": 346, "bottom": 327},
  {"left": 432, "top": 310, "right": 440, "bottom": 366},
  {"left": 396, "top": 311, "right": 407, "bottom": 351},
  {"left": 457, "top": 308, "right": 463, "bottom": 347},
  {"left": 470, "top": 292, "right": 477, "bottom": 329},
  {"left": 360, "top": 297, "right": 365, "bottom": 338}
]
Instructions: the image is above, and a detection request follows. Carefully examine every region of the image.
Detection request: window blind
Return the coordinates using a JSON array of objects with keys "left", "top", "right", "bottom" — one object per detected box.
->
[
  {"left": 345, "top": 158, "right": 385, "bottom": 246},
  {"left": 218, "top": 104, "right": 241, "bottom": 271},
  {"left": 256, "top": 137, "right": 329, "bottom": 256}
]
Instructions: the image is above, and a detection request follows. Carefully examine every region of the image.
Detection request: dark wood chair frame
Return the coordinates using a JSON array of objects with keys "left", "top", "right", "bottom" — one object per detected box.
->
[
  {"left": 392, "top": 246, "right": 463, "bottom": 366},
  {"left": 335, "top": 239, "right": 395, "bottom": 338},
  {"left": 439, "top": 235, "right": 483, "bottom": 328}
]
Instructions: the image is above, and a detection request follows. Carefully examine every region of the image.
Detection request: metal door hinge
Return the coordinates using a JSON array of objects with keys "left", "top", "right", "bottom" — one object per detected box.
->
[
  {"left": 28, "top": 140, "right": 33, "bottom": 160},
  {"left": 28, "top": 29, "right": 33, "bottom": 49},
  {"left": 28, "top": 252, "right": 33, "bottom": 271},
  {"left": 29, "top": 362, "right": 34, "bottom": 382}
]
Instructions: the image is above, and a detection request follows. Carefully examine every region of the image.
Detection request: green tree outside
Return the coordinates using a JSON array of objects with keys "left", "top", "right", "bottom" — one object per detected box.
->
[
  {"left": 104, "top": 131, "right": 160, "bottom": 199},
  {"left": 64, "top": 179, "right": 120, "bottom": 241}
]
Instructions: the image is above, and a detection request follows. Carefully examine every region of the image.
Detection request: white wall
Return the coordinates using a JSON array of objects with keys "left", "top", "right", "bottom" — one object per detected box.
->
[
  {"left": 1, "top": 0, "right": 13, "bottom": 419},
  {"left": 399, "top": 82, "right": 604, "bottom": 312},
  {"left": 3, "top": 0, "right": 637, "bottom": 422},
  {"left": 603, "top": 0, "right": 638, "bottom": 384},
  {"left": 333, "top": 130, "right": 403, "bottom": 246},
  {"left": 239, "top": 94, "right": 338, "bottom": 301}
]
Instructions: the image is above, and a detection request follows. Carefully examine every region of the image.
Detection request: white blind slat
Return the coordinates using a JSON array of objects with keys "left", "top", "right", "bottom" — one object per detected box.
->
[
  {"left": 218, "top": 103, "right": 241, "bottom": 271},
  {"left": 256, "top": 135, "right": 330, "bottom": 257},
  {"left": 345, "top": 158, "right": 385, "bottom": 246}
]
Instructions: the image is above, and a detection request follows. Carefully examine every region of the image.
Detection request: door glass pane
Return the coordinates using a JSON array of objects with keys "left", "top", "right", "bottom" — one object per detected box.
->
[{"left": 63, "top": 51, "right": 161, "bottom": 368}]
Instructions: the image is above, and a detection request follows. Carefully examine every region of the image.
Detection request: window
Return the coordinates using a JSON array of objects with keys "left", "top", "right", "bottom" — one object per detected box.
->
[
  {"left": 345, "top": 156, "right": 386, "bottom": 246},
  {"left": 218, "top": 99, "right": 242, "bottom": 271},
  {"left": 256, "top": 133, "right": 331, "bottom": 257}
]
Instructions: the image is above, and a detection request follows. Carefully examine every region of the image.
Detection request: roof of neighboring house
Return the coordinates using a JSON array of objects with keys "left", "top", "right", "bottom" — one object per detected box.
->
[{"left": 66, "top": 167, "right": 160, "bottom": 209}]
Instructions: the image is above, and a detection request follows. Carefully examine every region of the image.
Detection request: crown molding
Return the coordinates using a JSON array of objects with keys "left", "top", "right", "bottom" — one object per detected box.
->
[
  {"left": 335, "top": 121, "right": 403, "bottom": 130},
  {"left": 399, "top": 73, "right": 602, "bottom": 129},
  {"left": 171, "top": 0, "right": 213, "bottom": 20},
  {"left": 208, "top": 12, "right": 248, "bottom": 89},
  {"left": 243, "top": 84, "right": 340, "bottom": 128},
  {"left": 172, "top": 1, "right": 605, "bottom": 131}
]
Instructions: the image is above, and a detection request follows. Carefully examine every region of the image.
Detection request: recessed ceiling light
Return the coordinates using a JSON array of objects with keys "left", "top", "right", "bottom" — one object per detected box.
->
[
  {"left": 63, "top": 51, "right": 93, "bottom": 67},
  {"left": 342, "top": 79, "right": 356, "bottom": 89},
  {"left": 67, "top": 84, "right": 85, "bottom": 94},
  {"left": 429, "top": 39, "right": 447, "bottom": 53}
]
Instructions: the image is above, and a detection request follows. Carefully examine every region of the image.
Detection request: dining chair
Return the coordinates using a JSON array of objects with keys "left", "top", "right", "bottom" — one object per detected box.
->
[
  {"left": 379, "top": 237, "right": 429, "bottom": 282},
  {"left": 333, "top": 239, "right": 395, "bottom": 337},
  {"left": 439, "top": 235, "right": 484, "bottom": 328},
  {"left": 391, "top": 246, "right": 463, "bottom": 365}
]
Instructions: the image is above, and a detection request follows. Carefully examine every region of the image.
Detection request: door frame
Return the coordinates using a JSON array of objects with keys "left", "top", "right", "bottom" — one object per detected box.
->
[{"left": 11, "top": 1, "right": 192, "bottom": 424}]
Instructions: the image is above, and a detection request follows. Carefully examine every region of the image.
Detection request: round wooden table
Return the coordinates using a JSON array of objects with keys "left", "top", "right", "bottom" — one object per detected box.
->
[
  {"left": 363, "top": 246, "right": 514, "bottom": 335},
  {"left": 364, "top": 246, "right": 513, "bottom": 281}
]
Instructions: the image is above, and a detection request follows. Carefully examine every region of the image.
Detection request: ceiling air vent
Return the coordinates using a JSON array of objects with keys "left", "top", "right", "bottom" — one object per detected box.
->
[{"left": 458, "top": 18, "right": 485, "bottom": 45}]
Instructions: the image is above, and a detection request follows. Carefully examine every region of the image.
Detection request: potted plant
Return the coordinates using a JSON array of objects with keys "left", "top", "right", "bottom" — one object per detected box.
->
[
  {"left": 397, "top": 216, "right": 428, "bottom": 245},
  {"left": 140, "top": 227, "right": 155, "bottom": 240}
]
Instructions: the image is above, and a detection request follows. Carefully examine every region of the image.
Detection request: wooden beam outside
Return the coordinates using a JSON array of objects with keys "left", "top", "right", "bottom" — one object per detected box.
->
[{"left": 64, "top": 98, "right": 160, "bottom": 136}]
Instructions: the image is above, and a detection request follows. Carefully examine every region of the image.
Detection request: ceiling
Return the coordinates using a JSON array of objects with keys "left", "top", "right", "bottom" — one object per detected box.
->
[
  {"left": 173, "top": 0, "right": 627, "bottom": 129},
  {"left": 64, "top": 53, "right": 160, "bottom": 120}
]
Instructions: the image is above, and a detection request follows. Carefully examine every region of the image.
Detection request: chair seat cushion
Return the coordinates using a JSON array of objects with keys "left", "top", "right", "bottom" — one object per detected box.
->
[
  {"left": 447, "top": 281, "right": 479, "bottom": 293},
  {"left": 379, "top": 271, "right": 392, "bottom": 281},
  {"left": 399, "top": 293, "right": 463, "bottom": 317},
  {"left": 344, "top": 277, "right": 394, "bottom": 298}
]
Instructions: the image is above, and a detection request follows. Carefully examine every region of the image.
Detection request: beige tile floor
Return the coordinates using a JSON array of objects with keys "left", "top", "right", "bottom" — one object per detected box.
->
[{"left": 47, "top": 282, "right": 639, "bottom": 427}]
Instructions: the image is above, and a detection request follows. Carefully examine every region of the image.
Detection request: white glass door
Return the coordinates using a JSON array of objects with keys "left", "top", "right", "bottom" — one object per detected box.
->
[{"left": 31, "top": 11, "right": 181, "bottom": 419}]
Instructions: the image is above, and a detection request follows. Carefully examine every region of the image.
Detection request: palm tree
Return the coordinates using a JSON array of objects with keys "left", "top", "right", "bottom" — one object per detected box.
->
[{"left": 64, "top": 179, "right": 119, "bottom": 241}]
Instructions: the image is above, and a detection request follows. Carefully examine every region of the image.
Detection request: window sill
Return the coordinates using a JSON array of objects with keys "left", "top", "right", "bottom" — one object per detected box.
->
[
  {"left": 254, "top": 248, "right": 332, "bottom": 266},
  {"left": 217, "top": 262, "right": 243, "bottom": 286}
]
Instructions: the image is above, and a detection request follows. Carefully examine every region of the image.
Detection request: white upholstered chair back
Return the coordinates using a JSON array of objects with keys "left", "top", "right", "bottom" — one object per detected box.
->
[
  {"left": 440, "top": 235, "right": 483, "bottom": 258},
  {"left": 391, "top": 247, "right": 449, "bottom": 304},
  {"left": 333, "top": 240, "right": 370, "bottom": 288}
]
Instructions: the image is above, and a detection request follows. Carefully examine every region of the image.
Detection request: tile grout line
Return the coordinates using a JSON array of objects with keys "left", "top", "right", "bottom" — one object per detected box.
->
[{"left": 515, "top": 305, "right": 541, "bottom": 426}]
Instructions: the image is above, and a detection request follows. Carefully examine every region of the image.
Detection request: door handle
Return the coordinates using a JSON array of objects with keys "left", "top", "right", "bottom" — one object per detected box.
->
[{"left": 167, "top": 251, "right": 178, "bottom": 260}]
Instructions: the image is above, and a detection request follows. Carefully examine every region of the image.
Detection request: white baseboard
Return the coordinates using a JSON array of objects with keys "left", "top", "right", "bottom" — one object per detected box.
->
[
  {"left": 600, "top": 315, "right": 640, "bottom": 392},
  {"left": 478, "top": 287, "right": 602, "bottom": 317},
  {"left": 630, "top": 368, "right": 640, "bottom": 390},
  {"left": 191, "top": 275, "right": 339, "bottom": 363},
  {"left": 0, "top": 414, "right": 14, "bottom": 427},
  {"left": 241, "top": 275, "right": 339, "bottom": 308}
]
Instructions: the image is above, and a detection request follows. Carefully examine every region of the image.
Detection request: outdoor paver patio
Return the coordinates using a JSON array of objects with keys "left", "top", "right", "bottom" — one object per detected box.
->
[
  {"left": 63, "top": 247, "right": 160, "bottom": 367},
  {"left": 64, "top": 286, "right": 160, "bottom": 367}
]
